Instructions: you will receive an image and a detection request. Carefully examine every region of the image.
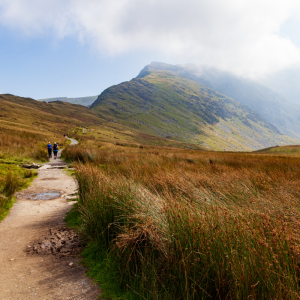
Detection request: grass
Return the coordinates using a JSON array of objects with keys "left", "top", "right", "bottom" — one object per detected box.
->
[
  {"left": 0, "top": 125, "right": 58, "bottom": 221},
  {"left": 63, "top": 145, "right": 300, "bottom": 299},
  {"left": 0, "top": 127, "right": 50, "bottom": 161},
  {"left": 0, "top": 164, "right": 37, "bottom": 221},
  {"left": 0, "top": 196, "right": 15, "bottom": 222},
  {"left": 66, "top": 205, "right": 133, "bottom": 299}
]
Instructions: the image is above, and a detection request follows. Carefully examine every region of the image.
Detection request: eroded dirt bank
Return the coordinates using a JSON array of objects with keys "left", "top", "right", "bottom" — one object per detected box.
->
[{"left": 0, "top": 148, "right": 101, "bottom": 299}]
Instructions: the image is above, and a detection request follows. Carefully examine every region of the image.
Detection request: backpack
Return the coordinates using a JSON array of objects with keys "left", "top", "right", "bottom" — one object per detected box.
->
[{"left": 53, "top": 144, "right": 58, "bottom": 150}]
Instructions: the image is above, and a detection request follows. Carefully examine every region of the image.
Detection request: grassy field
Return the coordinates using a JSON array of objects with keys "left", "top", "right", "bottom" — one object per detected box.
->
[{"left": 63, "top": 145, "right": 300, "bottom": 299}]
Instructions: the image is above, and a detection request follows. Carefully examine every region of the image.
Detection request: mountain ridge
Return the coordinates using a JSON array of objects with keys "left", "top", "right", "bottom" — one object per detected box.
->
[
  {"left": 138, "top": 62, "right": 300, "bottom": 139},
  {"left": 91, "top": 68, "right": 298, "bottom": 151}
]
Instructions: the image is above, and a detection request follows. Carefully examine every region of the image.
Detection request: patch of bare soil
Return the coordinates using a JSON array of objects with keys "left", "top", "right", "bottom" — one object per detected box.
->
[{"left": 27, "top": 226, "right": 83, "bottom": 257}]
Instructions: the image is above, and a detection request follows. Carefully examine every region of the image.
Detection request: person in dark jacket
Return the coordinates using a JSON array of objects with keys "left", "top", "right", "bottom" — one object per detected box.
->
[
  {"left": 47, "top": 142, "right": 52, "bottom": 159},
  {"left": 53, "top": 142, "right": 59, "bottom": 159}
]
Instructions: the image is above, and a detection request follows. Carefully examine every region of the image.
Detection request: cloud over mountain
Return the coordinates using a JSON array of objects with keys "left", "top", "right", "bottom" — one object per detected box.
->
[{"left": 1, "top": 0, "right": 300, "bottom": 78}]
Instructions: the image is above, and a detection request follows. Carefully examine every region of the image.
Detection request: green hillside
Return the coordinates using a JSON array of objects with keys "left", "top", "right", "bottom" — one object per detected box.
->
[
  {"left": 140, "top": 62, "right": 300, "bottom": 139},
  {"left": 91, "top": 70, "right": 298, "bottom": 151}
]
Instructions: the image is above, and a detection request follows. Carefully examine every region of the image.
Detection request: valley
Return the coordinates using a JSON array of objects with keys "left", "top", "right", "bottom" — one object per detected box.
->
[{"left": 1, "top": 61, "right": 300, "bottom": 300}]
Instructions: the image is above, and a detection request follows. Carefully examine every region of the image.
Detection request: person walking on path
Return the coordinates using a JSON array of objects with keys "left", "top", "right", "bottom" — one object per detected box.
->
[
  {"left": 47, "top": 142, "right": 52, "bottom": 159},
  {"left": 53, "top": 142, "right": 59, "bottom": 159}
]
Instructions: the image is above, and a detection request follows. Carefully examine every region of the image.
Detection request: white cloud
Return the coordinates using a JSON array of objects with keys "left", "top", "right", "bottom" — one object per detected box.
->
[{"left": 1, "top": 0, "right": 300, "bottom": 78}]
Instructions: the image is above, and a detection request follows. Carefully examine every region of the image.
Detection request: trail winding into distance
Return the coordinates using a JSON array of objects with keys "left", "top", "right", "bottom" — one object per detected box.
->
[{"left": 0, "top": 138, "right": 101, "bottom": 299}]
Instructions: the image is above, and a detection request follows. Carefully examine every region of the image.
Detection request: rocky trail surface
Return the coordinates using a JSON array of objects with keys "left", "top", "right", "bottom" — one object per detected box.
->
[{"left": 0, "top": 139, "right": 102, "bottom": 299}]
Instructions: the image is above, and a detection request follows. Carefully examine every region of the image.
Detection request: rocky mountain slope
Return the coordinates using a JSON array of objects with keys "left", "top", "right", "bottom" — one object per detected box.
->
[
  {"left": 139, "top": 62, "right": 300, "bottom": 139},
  {"left": 91, "top": 69, "right": 298, "bottom": 151}
]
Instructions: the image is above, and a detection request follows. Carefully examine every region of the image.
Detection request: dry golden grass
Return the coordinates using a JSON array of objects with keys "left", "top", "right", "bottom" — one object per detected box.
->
[
  {"left": 0, "top": 126, "right": 65, "bottom": 161},
  {"left": 63, "top": 145, "right": 300, "bottom": 299}
]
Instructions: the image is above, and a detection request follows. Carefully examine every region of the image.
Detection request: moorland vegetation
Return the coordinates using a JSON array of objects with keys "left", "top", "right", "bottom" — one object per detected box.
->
[
  {"left": 0, "top": 126, "right": 56, "bottom": 221},
  {"left": 0, "top": 93, "right": 203, "bottom": 221},
  {"left": 63, "top": 144, "right": 300, "bottom": 299},
  {"left": 2, "top": 85, "right": 300, "bottom": 299}
]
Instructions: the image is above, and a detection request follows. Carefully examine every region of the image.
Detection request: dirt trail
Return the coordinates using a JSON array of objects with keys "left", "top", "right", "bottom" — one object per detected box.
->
[{"left": 0, "top": 140, "right": 101, "bottom": 299}]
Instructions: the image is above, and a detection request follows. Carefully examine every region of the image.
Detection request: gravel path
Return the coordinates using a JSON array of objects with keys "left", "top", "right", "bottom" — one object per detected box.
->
[
  {"left": 67, "top": 137, "right": 78, "bottom": 145},
  {"left": 0, "top": 144, "right": 101, "bottom": 299}
]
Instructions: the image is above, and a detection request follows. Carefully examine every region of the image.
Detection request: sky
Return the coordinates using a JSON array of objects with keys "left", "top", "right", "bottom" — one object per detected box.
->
[{"left": 1, "top": 0, "right": 300, "bottom": 99}]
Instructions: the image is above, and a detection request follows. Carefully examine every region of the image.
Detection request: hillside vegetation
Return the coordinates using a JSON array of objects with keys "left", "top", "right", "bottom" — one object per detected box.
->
[
  {"left": 63, "top": 144, "right": 300, "bottom": 299},
  {"left": 140, "top": 62, "right": 300, "bottom": 140},
  {"left": 3, "top": 93, "right": 205, "bottom": 151},
  {"left": 91, "top": 70, "right": 298, "bottom": 151}
]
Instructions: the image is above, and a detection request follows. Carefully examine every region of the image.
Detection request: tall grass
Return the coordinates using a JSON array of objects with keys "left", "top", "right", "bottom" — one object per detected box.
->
[
  {"left": 0, "top": 127, "right": 63, "bottom": 161},
  {"left": 0, "top": 171, "right": 24, "bottom": 220},
  {"left": 2, "top": 171, "right": 21, "bottom": 197},
  {"left": 65, "top": 146, "right": 300, "bottom": 299}
]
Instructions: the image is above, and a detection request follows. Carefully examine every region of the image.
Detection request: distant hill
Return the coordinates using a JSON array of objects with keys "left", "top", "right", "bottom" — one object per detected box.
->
[
  {"left": 38, "top": 96, "right": 98, "bottom": 107},
  {"left": 0, "top": 94, "right": 104, "bottom": 136},
  {"left": 91, "top": 68, "right": 298, "bottom": 151},
  {"left": 255, "top": 145, "right": 300, "bottom": 157},
  {"left": 137, "top": 62, "right": 300, "bottom": 140}
]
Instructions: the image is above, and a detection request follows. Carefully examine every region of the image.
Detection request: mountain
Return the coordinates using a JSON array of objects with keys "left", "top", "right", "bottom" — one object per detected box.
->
[
  {"left": 137, "top": 62, "right": 300, "bottom": 140},
  {"left": 38, "top": 96, "right": 98, "bottom": 107},
  {"left": 0, "top": 94, "right": 203, "bottom": 150},
  {"left": 91, "top": 68, "right": 298, "bottom": 151}
]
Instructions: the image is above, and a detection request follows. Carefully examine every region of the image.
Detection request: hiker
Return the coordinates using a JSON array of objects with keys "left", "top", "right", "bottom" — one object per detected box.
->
[
  {"left": 47, "top": 142, "right": 52, "bottom": 158},
  {"left": 53, "top": 142, "right": 59, "bottom": 159}
]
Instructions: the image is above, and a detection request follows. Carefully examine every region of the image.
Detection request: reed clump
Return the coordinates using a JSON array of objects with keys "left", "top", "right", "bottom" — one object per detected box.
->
[{"left": 65, "top": 145, "right": 300, "bottom": 299}]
